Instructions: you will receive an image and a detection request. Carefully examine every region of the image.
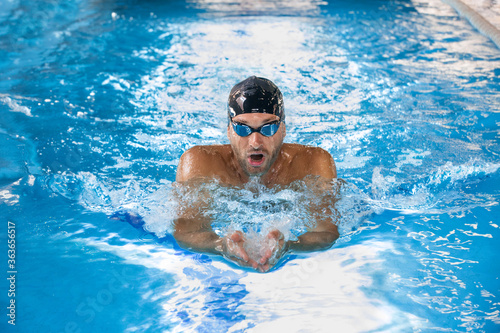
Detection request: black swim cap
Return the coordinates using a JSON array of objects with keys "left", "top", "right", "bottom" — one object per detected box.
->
[{"left": 227, "top": 76, "right": 285, "bottom": 121}]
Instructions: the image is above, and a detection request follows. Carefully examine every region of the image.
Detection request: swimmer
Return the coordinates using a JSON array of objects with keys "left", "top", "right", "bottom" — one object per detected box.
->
[{"left": 174, "top": 76, "right": 339, "bottom": 272}]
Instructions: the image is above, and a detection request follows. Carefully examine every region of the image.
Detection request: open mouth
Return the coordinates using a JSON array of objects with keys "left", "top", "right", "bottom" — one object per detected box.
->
[{"left": 248, "top": 153, "right": 265, "bottom": 167}]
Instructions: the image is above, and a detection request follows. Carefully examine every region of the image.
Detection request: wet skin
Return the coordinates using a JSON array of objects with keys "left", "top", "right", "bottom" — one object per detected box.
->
[{"left": 174, "top": 113, "right": 339, "bottom": 272}]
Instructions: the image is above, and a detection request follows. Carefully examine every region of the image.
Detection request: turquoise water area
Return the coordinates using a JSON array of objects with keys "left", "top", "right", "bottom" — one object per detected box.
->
[{"left": 1, "top": 0, "right": 499, "bottom": 332}]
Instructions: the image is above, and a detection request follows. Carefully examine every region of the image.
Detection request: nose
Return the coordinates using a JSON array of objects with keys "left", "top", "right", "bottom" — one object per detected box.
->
[{"left": 248, "top": 132, "right": 264, "bottom": 149}]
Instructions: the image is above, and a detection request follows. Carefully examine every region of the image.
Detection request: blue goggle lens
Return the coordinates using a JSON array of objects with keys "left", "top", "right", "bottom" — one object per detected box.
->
[{"left": 232, "top": 121, "right": 280, "bottom": 137}]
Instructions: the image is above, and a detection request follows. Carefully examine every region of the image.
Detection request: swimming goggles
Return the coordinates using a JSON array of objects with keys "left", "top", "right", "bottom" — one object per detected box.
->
[{"left": 231, "top": 120, "right": 281, "bottom": 137}]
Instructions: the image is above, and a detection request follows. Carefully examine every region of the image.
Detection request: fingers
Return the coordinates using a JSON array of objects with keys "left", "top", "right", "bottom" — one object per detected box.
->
[
  {"left": 225, "top": 231, "right": 252, "bottom": 263},
  {"left": 226, "top": 239, "right": 249, "bottom": 262},
  {"left": 260, "top": 230, "right": 288, "bottom": 269},
  {"left": 248, "top": 259, "right": 259, "bottom": 270},
  {"left": 230, "top": 230, "right": 244, "bottom": 242},
  {"left": 223, "top": 230, "right": 288, "bottom": 273},
  {"left": 234, "top": 245, "right": 249, "bottom": 262},
  {"left": 260, "top": 248, "right": 273, "bottom": 264},
  {"left": 231, "top": 256, "right": 259, "bottom": 269},
  {"left": 267, "top": 229, "right": 281, "bottom": 240}
]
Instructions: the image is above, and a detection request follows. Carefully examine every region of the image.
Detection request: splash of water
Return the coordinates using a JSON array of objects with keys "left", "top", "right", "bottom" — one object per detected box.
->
[
  {"left": 44, "top": 158, "right": 499, "bottom": 246},
  {"left": 369, "top": 159, "right": 500, "bottom": 214},
  {"left": 45, "top": 172, "right": 372, "bottom": 248}
]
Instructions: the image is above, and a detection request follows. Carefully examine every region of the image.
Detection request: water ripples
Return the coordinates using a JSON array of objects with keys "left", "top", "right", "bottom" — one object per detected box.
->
[{"left": 1, "top": 0, "right": 500, "bottom": 331}]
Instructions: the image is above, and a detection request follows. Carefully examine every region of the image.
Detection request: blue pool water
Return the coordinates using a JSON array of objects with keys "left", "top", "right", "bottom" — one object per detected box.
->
[{"left": 1, "top": 0, "right": 500, "bottom": 332}]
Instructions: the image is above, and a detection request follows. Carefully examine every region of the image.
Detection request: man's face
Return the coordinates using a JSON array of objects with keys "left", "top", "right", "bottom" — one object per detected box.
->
[{"left": 228, "top": 113, "right": 286, "bottom": 177}]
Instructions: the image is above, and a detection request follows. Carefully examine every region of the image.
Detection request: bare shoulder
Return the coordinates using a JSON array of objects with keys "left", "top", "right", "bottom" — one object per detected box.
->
[
  {"left": 176, "top": 145, "right": 231, "bottom": 182},
  {"left": 283, "top": 143, "right": 337, "bottom": 179}
]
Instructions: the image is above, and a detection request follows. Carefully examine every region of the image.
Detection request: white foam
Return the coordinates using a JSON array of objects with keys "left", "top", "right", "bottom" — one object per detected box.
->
[
  {"left": 1, "top": 95, "right": 32, "bottom": 117},
  {"left": 369, "top": 159, "right": 500, "bottom": 215}
]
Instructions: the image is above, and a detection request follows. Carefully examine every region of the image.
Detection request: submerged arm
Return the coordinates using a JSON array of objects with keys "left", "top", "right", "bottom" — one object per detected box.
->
[
  {"left": 174, "top": 147, "right": 224, "bottom": 254},
  {"left": 288, "top": 220, "right": 339, "bottom": 252},
  {"left": 173, "top": 216, "right": 223, "bottom": 255},
  {"left": 258, "top": 149, "right": 341, "bottom": 270},
  {"left": 289, "top": 149, "right": 340, "bottom": 252},
  {"left": 174, "top": 147, "right": 259, "bottom": 268},
  {"left": 173, "top": 184, "right": 254, "bottom": 264},
  {"left": 174, "top": 213, "right": 259, "bottom": 269}
]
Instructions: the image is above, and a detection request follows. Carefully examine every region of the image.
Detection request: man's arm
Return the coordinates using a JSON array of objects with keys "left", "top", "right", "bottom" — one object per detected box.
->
[
  {"left": 292, "top": 147, "right": 339, "bottom": 251},
  {"left": 174, "top": 147, "right": 259, "bottom": 268},
  {"left": 173, "top": 182, "right": 260, "bottom": 268},
  {"left": 259, "top": 148, "right": 340, "bottom": 269},
  {"left": 174, "top": 146, "right": 219, "bottom": 252},
  {"left": 306, "top": 146, "right": 337, "bottom": 179},
  {"left": 176, "top": 146, "right": 220, "bottom": 182},
  {"left": 174, "top": 213, "right": 222, "bottom": 255},
  {"left": 260, "top": 184, "right": 340, "bottom": 266},
  {"left": 289, "top": 215, "right": 339, "bottom": 252}
]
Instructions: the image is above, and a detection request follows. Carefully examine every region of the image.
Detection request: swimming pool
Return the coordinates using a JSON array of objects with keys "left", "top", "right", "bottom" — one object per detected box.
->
[{"left": 1, "top": 0, "right": 499, "bottom": 331}]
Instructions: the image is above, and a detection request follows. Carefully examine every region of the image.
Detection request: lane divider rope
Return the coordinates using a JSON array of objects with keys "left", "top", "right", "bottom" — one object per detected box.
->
[{"left": 442, "top": 0, "right": 500, "bottom": 49}]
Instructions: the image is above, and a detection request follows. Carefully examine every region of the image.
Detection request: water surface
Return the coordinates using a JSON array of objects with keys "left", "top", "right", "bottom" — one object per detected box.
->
[{"left": 1, "top": 0, "right": 499, "bottom": 332}]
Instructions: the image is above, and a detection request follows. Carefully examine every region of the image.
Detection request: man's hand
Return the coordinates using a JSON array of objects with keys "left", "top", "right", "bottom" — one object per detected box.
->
[
  {"left": 256, "top": 229, "right": 289, "bottom": 273},
  {"left": 221, "top": 230, "right": 289, "bottom": 272},
  {"left": 222, "top": 231, "right": 260, "bottom": 270}
]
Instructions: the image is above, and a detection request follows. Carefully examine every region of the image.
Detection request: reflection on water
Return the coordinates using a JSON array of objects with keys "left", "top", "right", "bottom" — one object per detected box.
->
[
  {"left": 1, "top": 0, "right": 500, "bottom": 331},
  {"left": 78, "top": 227, "right": 423, "bottom": 332},
  {"left": 186, "top": 0, "right": 326, "bottom": 17}
]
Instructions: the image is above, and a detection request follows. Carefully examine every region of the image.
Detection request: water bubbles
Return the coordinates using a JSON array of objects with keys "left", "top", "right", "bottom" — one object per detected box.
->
[
  {"left": 0, "top": 95, "right": 32, "bottom": 117},
  {"left": 46, "top": 170, "right": 372, "bottom": 254},
  {"left": 366, "top": 160, "right": 500, "bottom": 215},
  {"left": 46, "top": 171, "right": 177, "bottom": 237}
]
